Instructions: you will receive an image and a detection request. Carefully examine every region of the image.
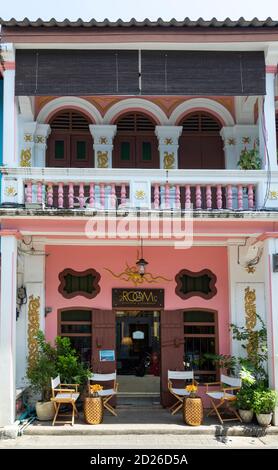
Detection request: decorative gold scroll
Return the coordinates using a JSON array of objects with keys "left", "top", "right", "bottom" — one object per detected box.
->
[
  {"left": 105, "top": 262, "right": 172, "bottom": 287},
  {"left": 244, "top": 287, "right": 257, "bottom": 358},
  {"left": 27, "top": 295, "right": 40, "bottom": 369}
]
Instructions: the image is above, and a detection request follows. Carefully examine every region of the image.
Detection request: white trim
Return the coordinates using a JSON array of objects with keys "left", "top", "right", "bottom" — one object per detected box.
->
[
  {"left": 169, "top": 98, "right": 235, "bottom": 126},
  {"left": 36, "top": 96, "right": 103, "bottom": 124},
  {"left": 103, "top": 98, "right": 168, "bottom": 125}
]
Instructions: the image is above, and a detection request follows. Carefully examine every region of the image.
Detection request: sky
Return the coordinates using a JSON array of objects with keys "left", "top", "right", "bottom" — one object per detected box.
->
[{"left": 0, "top": 0, "right": 278, "bottom": 21}]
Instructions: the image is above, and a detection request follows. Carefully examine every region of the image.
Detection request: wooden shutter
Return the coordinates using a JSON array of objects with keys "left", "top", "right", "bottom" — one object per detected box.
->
[{"left": 160, "top": 310, "right": 184, "bottom": 407}]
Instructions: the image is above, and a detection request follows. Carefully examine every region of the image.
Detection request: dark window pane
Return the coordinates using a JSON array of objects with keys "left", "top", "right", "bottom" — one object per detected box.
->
[
  {"left": 142, "top": 142, "right": 152, "bottom": 161},
  {"left": 184, "top": 335, "right": 216, "bottom": 382},
  {"left": 64, "top": 273, "right": 95, "bottom": 294},
  {"left": 61, "top": 324, "right": 91, "bottom": 334},
  {"left": 55, "top": 140, "right": 64, "bottom": 159},
  {"left": 184, "top": 325, "right": 215, "bottom": 334},
  {"left": 61, "top": 310, "right": 91, "bottom": 322},
  {"left": 120, "top": 142, "right": 130, "bottom": 160},
  {"left": 65, "top": 336, "right": 91, "bottom": 366},
  {"left": 184, "top": 310, "right": 214, "bottom": 323},
  {"left": 76, "top": 141, "right": 86, "bottom": 160}
]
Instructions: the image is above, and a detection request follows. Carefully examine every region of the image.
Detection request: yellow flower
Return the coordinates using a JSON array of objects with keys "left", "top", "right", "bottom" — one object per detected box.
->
[
  {"left": 90, "top": 384, "right": 103, "bottom": 394},
  {"left": 186, "top": 384, "right": 197, "bottom": 393}
]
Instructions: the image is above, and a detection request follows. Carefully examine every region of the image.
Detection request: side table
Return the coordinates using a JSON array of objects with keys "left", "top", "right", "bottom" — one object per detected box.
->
[
  {"left": 84, "top": 396, "right": 103, "bottom": 424},
  {"left": 183, "top": 396, "right": 203, "bottom": 426}
]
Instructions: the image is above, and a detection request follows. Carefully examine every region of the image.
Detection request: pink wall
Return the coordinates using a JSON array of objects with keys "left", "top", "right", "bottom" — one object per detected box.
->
[{"left": 45, "top": 245, "right": 230, "bottom": 356}]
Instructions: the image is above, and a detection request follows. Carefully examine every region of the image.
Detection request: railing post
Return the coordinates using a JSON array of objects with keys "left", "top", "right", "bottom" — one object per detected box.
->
[
  {"left": 216, "top": 185, "right": 223, "bottom": 210},
  {"left": 206, "top": 185, "right": 212, "bottom": 210},
  {"left": 68, "top": 183, "right": 74, "bottom": 209},
  {"left": 185, "top": 185, "right": 191, "bottom": 210}
]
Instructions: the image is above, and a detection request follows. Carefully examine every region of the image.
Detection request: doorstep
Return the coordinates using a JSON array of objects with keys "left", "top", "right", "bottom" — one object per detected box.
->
[{"left": 22, "top": 408, "right": 278, "bottom": 437}]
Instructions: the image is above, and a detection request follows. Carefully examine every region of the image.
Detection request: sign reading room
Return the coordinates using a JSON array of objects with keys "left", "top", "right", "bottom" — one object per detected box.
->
[{"left": 112, "top": 289, "right": 164, "bottom": 308}]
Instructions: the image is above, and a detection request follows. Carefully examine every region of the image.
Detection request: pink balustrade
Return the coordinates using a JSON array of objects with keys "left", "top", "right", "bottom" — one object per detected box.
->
[{"left": 151, "top": 183, "right": 256, "bottom": 211}]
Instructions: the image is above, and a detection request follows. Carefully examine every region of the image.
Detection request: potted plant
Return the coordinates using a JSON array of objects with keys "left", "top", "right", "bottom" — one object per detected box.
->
[
  {"left": 27, "top": 331, "right": 57, "bottom": 420},
  {"left": 236, "top": 387, "right": 254, "bottom": 423},
  {"left": 253, "top": 389, "right": 278, "bottom": 426},
  {"left": 237, "top": 147, "right": 261, "bottom": 170}
]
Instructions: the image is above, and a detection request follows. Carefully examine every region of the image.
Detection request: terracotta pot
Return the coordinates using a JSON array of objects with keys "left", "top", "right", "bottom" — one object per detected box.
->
[
  {"left": 256, "top": 412, "right": 273, "bottom": 427},
  {"left": 36, "top": 401, "right": 55, "bottom": 421},
  {"left": 238, "top": 409, "right": 254, "bottom": 423}
]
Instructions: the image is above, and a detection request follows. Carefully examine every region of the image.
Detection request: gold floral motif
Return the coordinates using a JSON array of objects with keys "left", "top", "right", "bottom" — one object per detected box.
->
[
  {"left": 20, "top": 148, "right": 31, "bottom": 167},
  {"left": 35, "top": 135, "right": 46, "bottom": 144},
  {"left": 135, "top": 190, "right": 146, "bottom": 200},
  {"left": 24, "top": 134, "right": 33, "bottom": 142},
  {"left": 4, "top": 186, "right": 17, "bottom": 197},
  {"left": 27, "top": 295, "right": 40, "bottom": 369},
  {"left": 97, "top": 151, "right": 108, "bottom": 168},
  {"left": 244, "top": 287, "right": 257, "bottom": 358},
  {"left": 242, "top": 136, "right": 250, "bottom": 145},
  {"left": 105, "top": 263, "right": 172, "bottom": 287},
  {"left": 163, "top": 151, "right": 175, "bottom": 169},
  {"left": 227, "top": 138, "right": 236, "bottom": 146},
  {"left": 99, "top": 137, "right": 108, "bottom": 144},
  {"left": 268, "top": 190, "right": 278, "bottom": 200},
  {"left": 164, "top": 138, "right": 173, "bottom": 145},
  {"left": 245, "top": 265, "right": 256, "bottom": 274}
]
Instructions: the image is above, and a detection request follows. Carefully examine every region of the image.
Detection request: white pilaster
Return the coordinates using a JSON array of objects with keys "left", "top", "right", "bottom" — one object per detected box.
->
[
  {"left": 2, "top": 44, "right": 16, "bottom": 168},
  {"left": 155, "top": 126, "right": 182, "bottom": 169},
  {"left": 20, "top": 122, "right": 37, "bottom": 167},
  {"left": 89, "top": 125, "right": 117, "bottom": 168},
  {"left": 264, "top": 69, "right": 278, "bottom": 170},
  {"left": 220, "top": 125, "right": 259, "bottom": 169},
  {"left": 263, "top": 238, "right": 278, "bottom": 424},
  {"left": 0, "top": 235, "right": 18, "bottom": 426},
  {"left": 34, "top": 124, "right": 51, "bottom": 167}
]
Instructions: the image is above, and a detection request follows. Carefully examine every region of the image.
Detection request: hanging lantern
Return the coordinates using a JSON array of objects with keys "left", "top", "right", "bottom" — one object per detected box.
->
[{"left": 136, "top": 238, "right": 148, "bottom": 277}]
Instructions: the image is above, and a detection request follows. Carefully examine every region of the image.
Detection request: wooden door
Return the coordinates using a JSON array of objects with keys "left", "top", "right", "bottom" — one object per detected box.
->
[
  {"left": 136, "top": 135, "right": 159, "bottom": 168},
  {"left": 160, "top": 310, "right": 184, "bottom": 407},
  {"left": 113, "top": 136, "right": 136, "bottom": 168},
  {"left": 70, "top": 135, "right": 94, "bottom": 168},
  {"left": 47, "top": 134, "right": 70, "bottom": 167},
  {"left": 179, "top": 136, "right": 202, "bottom": 169},
  {"left": 92, "top": 310, "right": 116, "bottom": 374},
  {"left": 200, "top": 135, "right": 225, "bottom": 169}
]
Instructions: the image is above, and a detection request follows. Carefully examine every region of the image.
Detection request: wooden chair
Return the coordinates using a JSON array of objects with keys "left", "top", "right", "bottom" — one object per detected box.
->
[
  {"left": 205, "top": 374, "right": 242, "bottom": 425},
  {"left": 168, "top": 370, "right": 196, "bottom": 415},
  {"left": 50, "top": 375, "right": 80, "bottom": 426},
  {"left": 88, "top": 372, "right": 118, "bottom": 416}
]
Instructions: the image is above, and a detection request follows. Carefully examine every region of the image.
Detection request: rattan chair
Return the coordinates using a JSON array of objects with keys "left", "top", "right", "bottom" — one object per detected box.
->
[{"left": 50, "top": 375, "right": 79, "bottom": 426}]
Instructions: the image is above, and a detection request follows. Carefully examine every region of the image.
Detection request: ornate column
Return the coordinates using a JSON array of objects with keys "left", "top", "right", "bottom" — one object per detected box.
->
[
  {"left": 0, "top": 234, "right": 18, "bottom": 426},
  {"left": 1, "top": 43, "right": 16, "bottom": 168},
  {"left": 20, "top": 122, "right": 37, "bottom": 167},
  {"left": 220, "top": 125, "right": 259, "bottom": 169},
  {"left": 155, "top": 126, "right": 182, "bottom": 169},
  {"left": 89, "top": 125, "right": 117, "bottom": 168},
  {"left": 34, "top": 124, "right": 51, "bottom": 167}
]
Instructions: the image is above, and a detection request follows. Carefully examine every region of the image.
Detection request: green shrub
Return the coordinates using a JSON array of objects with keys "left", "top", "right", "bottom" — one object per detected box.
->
[
  {"left": 237, "top": 148, "right": 261, "bottom": 170},
  {"left": 252, "top": 389, "right": 278, "bottom": 414}
]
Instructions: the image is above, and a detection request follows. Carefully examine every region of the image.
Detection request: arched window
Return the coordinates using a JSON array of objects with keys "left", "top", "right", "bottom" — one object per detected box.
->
[
  {"left": 183, "top": 309, "right": 218, "bottom": 383},
  {"left": 46, "top": 110, "right": 93, "bottom": 167},
  {"left": 178, "top": 112, "right": 224, "bottom": 169},
  {"left": 113, "top": 112, "right": 159, "bottom": 168}
]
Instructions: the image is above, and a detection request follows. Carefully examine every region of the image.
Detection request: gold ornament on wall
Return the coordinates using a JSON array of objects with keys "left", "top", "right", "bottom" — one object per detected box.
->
[
  {"left": 135, "top": 190, "right": 146, "bottom": 200},
  {"left": 105, "top": 262, "right": 172, "bottom": 287},
  {"left": 27, "top": 295, "right": 40, "bottom": 369},
  {"left": 99, "top": 137, "right": 108, "bottom": 144},
  {"left": 164, "top": 138, "right": 173, "bottom": 145},
  {"left": 244, "top": 287, "right": 257, "bottom": 358},
  {"left": 20, "top": 148, "right": 32, "bottom": 167},
  {"left": 4, "top": 186, "right": 17, "bottom": 197},
  {"left": 97, "top": 150, "right": 109, "bottom": 168},
  {"left": 35, "top": 135, "right": 46, "bottom": 144},
  {"left": 24, "top": 134, "right": 33, "bottom": 142},
  {"left": 163, "top": 151, "right": 175, "bottom": 169}
]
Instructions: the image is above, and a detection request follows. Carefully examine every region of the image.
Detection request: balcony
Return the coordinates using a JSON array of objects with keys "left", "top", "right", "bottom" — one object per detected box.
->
[{"left": 0, "top": 168, "right": 274, "bottom": 213}]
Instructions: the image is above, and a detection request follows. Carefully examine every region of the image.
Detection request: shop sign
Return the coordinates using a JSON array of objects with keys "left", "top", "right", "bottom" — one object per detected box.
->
[{"left": 112, "top": 288, "right": 164, "bottom": 308}]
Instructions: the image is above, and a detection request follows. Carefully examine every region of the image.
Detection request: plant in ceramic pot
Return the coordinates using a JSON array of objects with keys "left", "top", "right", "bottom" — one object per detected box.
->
[
  {"left": 186, "top": 384, "right": 198, "bottom": 398},
  {"left": 235, "top": 366, "right": 256, "bottom": 423},
  {"left": 253, "top": 389, "right": 278, "bottom": 427},
  {"left": 27, "top": 331, "right": 57, "bottom": 421}
]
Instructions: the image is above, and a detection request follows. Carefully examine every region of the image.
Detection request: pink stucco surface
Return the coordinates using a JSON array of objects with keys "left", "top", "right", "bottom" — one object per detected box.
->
[{"left": 45, "top": 244, "right": 229, "bottom": 354}]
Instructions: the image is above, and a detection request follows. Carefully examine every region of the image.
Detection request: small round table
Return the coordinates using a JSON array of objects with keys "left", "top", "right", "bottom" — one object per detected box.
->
[
  {"left": 84, "top": 396, "right": 103, "bottom": 425},
  {"left": 183, "top": 396, "right": 203, "bottom": 426}
]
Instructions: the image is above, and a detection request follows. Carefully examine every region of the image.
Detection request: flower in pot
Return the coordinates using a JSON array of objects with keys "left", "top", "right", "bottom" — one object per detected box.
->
[
  {"left": 237, "top": 147, "right": 261, "bottom": 170},
  {"left": 253, "top": 389, "right": 278, "bottom": 427},
  {"left": 186, "top": 384, "right": 198, "bottom": 398},
  {"left": 89, "top": 384, "right": 103, "bottom": 397}
]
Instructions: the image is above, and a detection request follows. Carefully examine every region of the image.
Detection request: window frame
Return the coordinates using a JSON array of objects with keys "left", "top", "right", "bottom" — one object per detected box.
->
[
  {"left": 58, "top": 308, "right": 93, "bottom": 366},
  {"left": 183, "top": 308, "right": 219, "bottom": 383}
]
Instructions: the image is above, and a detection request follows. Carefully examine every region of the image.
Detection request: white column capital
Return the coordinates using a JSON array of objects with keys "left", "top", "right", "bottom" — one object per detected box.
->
[
  {"left": 89, "top": 125, "right": 117, "bottom": 168},
  {"left": 1, "top": 43, "right": 15, "bottom": 65},
  {"left": 265, "top": 45, "right": 278, "bottom": 68},
  {"left": 33, "top": 124, "right": 51, "bottom": 167},
  {"left": 155, "top": 126, "right": 182, "bottom": 169}
]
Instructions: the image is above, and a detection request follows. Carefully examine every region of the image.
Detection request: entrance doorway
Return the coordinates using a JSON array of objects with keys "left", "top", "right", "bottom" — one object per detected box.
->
[{"left": 116, "top": 310, "right": 160, "bottom": 395}]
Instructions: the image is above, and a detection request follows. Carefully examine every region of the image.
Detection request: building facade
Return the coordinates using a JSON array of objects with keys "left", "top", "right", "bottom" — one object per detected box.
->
[{"left": 0, "top": 17, "right": 278, "bottom": 427}]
